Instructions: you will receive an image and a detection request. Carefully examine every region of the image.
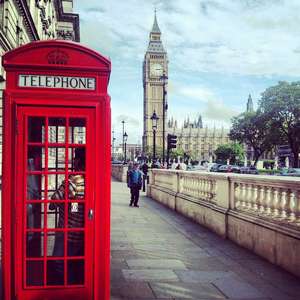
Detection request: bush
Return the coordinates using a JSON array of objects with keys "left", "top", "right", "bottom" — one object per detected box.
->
[{"left": 258, "top": 169, "right": 280, "bottom": 175}]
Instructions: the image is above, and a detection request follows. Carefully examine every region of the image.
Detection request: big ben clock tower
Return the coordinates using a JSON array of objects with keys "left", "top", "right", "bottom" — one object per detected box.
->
[{"left": 143, "top": 11, "right": 168, "bottom": 154}]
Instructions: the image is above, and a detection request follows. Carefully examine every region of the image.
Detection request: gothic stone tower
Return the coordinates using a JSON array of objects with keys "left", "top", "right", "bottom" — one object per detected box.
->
[{"left": 143, "top": 12, "right": 168, "bottom": 154}]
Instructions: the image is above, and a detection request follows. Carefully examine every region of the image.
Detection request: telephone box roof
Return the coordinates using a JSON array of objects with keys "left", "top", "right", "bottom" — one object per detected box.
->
[{"left": 3, "top": 40, "right": 111, "bottom": 72}]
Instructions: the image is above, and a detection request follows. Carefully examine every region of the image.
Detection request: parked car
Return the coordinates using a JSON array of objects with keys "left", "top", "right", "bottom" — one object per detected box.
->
[
  {"left": 218, "top": 165, "right": 241, "bottom": 173},
  {"left": 210, "top": 163, "right": 222, "bottom": 172},
  {"left": 111, "top": 160, "right": 123, "bottom": 164},
  {"left": 279, "top": 168, "right": 300, "bottom": 177},
  {"left": 187, "top": 164, "right": 207, "bottom": 171},
  {"left": 240, "top": 166, "right": 259, "bottom": 175}
]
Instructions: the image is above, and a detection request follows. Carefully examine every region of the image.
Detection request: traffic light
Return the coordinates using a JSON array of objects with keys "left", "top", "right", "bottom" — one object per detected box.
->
[{"left": 167, "top": 134, "right": 177, "bottom": 150}]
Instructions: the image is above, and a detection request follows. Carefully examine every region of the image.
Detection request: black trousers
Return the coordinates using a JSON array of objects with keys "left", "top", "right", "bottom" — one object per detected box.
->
[{"left": 130, "top": 185, "right": 140, "bottom": 205}]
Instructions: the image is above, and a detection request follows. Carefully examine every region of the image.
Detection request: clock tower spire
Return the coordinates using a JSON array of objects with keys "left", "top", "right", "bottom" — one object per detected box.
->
[{"left": 143, "top": 11, "right": 168, "bottom": 155}]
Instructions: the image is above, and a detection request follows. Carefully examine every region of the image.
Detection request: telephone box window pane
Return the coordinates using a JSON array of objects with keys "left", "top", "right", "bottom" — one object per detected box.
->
[
  {"left": 48, "top": 202, "right": 65, "bottom": 228},
  {"left": 27, "top": 203, "right": 44, "bottom": 229},
  {"left": 48, "top": 118, "right": 66, "bottom": 143},
  {"left": 26, "top": 261, "right": 44, "bottom": 286},
  {"left": 48, "top": 147, "right": 66, "bottom": 171},
  {"left": 27, "top": 147, "right": 45, "bottom": 171},
  {"left": 67, "top": 232, "right": 84, "bottom": 256},
  {"left": 27, "top": 232, "right": 44, "bottom": 257},
  {"left": 69, "top": 118, "right": 86, "bottom": 144},
  {"left": 68, "top": 148, "right": 85, "bottom": 172},
  {"left": 46, "top": 203, "right": 59, "bottom": 228},
  {"left": 68, "top": 174, "right": 85, "bottom": 200},
  {"left": 27, "top": 174, "right": 45, "bottom": 200},
  {"left": 28, "top": 117, "right": 45, "bottom": 143},
  {"left": 47, "top": 260, "right": 64, "bottom": 285},
  {"left": 68, "top": 203, "right": 84, "bottom": 228},
  {"left": 67, "top": 260, "right": 84, "bottom": 285},
  {"left": 47, "top": 232, "right": 64, "bottom": 257},
  {"left": 47, "top": 174, "right": 65, "bottom": 200}
]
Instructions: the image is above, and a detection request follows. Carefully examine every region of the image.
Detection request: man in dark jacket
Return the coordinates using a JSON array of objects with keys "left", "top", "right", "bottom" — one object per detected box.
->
[
  {"left": 128, "top": 162, "right": 142, "bottom": 207},
  {"left": 140, "top": 161, "right": 149, "bottom": 192}
]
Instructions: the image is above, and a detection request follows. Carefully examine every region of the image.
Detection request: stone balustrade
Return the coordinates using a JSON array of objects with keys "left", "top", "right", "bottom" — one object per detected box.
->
[
  {"left": 231, "top": 176, "right": 300, "bottom": 227},
  {"left": 148, "top": 169, "right": 300, "bottom": 277},
  {"left": 111, "top": 164, "right": 128, "bottom": 182}
]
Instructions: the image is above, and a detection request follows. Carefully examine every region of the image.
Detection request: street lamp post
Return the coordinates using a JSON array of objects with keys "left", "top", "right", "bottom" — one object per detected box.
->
[
  {"left": 151, "top": 111, "right": 159, "bottom": 163},
  {"left": 112, "top": 130, "right": 116, "bottom": 161},
  {"left": 122, "top": 120, "right": 125, "bottom": 157},
  {"left": 160, "top": 73, "right": 168, "bottom": 165},
  {"left": 123, "top": 131, "right": 128, "bottom": 163}
]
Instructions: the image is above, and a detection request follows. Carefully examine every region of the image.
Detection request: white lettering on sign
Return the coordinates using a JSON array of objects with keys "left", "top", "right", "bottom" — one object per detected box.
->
[{"left": 18, "top": 74, "right": 96, "bottom": 90}]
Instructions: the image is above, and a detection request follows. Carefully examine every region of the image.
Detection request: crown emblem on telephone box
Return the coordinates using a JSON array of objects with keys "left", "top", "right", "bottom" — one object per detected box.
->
[{"left": 47, "top": 49, "right": 69, "bottom": 65}]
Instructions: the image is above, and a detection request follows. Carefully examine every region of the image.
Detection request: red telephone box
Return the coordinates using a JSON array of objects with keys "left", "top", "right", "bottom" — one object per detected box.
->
[{"left": 1, "top": 40, "right": 111, "bottom": 300}]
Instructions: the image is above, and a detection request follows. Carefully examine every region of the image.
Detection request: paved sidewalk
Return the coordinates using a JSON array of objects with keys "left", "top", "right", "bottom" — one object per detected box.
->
[{"left": 111, "top": 179, "right": 300, "bottom": 300}]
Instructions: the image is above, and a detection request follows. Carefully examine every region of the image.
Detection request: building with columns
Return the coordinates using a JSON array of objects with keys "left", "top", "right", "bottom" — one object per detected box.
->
[
  {"left": 168, "top": 116, "right": 230, "bottom": 161},
  {"left": 142, "top": 12, "right": 168, "bottom": 153},
  {"left": 0, "top": 0, "right": 79, "bottom": 173}
]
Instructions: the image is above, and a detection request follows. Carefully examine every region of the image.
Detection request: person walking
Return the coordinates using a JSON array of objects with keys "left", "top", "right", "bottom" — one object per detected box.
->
[
  {"left": 171, "top": 159, "right": 178, "bottom": 169},
  {"left": 128, "top": 162, "right": 142, "bottom": 207},
  {"left": 140, "top": 161, "right": 149, "bottom": 192},
  {"left": 179, "top": 158, "right": 187, "bottom": 170}
]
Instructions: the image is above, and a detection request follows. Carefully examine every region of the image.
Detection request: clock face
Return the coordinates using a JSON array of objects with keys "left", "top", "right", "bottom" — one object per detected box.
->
[{"left": 150, "top": 63, "right": 163, "bottom": 77}]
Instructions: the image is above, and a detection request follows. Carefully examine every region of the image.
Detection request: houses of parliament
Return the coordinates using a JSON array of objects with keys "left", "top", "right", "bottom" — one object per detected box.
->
[{"left": 142, "top": 12, "right": 230, "bottom": 161}]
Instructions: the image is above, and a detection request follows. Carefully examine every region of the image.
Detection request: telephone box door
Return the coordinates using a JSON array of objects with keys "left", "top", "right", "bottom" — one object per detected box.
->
[{"left": 15, "top": 106, "right": 95, "bottom": 300}]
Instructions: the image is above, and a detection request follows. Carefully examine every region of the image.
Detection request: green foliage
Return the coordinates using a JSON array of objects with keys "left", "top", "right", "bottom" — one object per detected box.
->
[
  {"left": 214, "top": 143, "right": 244, "bottom": 164},
  {"left": 258, "top": 169, "right": 281, "bottom": 175},
  {"left": 229, "top": 111, "right": 277, "bottom": 166},
  {"left": 259, "top": 81, "right": 300, "bottom": 167},
  {"left": 169, "top": 148, "right": 184, "bottom": 159}
]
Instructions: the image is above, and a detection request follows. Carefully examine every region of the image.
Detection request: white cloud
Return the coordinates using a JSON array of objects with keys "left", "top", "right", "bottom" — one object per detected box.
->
[
  {"left": 74, "top": 0, "right": 300, "bottom": 138},
  {"left": 169, "top": 82, "right": 238, "bottom": 125},
  {"left": 176, "top": 85, "right": 215, "bottom": 102},
  {"left": 75, "top": 0, "right": 300, "bottom": 77}
]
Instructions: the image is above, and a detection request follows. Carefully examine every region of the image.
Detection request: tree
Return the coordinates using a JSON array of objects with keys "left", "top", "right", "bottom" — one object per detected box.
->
[
  {"left": 214, "top": 143, "right": 244, "bottom": 164},
  {"left": 259, "top": 81, "right": 300, "bottom": 167},
  {"left": 229, "top": 111, "right": 277, "bottom": 166},
  {"left": 169, "top": 148, "right": 184, "bottom": 159}
]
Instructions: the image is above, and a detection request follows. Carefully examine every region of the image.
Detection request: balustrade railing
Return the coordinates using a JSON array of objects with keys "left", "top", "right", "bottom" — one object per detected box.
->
[
  {"left": 179, "top": 173, "right": 216, "bottom": 203},
  {"left": 149, "top": 170, "right": 300, "bottom": 228},
  {"left": 233, "top": 178, "right": 300, "bottom": 227},
  {"left": 152, "top": 170, "right": 175, "bottom": 190}
]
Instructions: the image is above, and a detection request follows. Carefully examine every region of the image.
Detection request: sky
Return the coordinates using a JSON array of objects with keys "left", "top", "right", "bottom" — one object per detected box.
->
[{"left": 74, "top": 0, "right": 300, "bottom": 144}]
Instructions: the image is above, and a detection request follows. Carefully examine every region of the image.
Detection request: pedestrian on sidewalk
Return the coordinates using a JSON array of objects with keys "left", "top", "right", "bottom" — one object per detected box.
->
[
  {"left": 128, "top": 162, "right": 142, "bottom": 207},
  {"left": 140, "top": 160, "right": 149, "bottom": 192}
]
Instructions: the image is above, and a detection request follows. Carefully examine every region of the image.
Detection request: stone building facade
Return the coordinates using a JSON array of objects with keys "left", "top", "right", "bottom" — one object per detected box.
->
[
  {"left": 0, "top": 0, "right": 79, "bottom": 173},
  {"left": 168, "top": 116, "right": 230, "bottom": 161},
  {"left": 142, "top": 12, "right": 168, "bottom": 152}
]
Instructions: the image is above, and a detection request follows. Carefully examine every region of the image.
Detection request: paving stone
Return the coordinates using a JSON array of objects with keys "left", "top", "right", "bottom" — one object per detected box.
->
[
  {"left": 174, "top": 298, "right": 270, "bottom": 300},
  {"left": 111, "top": 249, "right": 139, "bottom": 259},
  {"left": 110, "top": 180, "right": 300, "bottom": 299},
  {"left": 111, "top": 259, "right": 129, "bottom": 269},
  {"left": 123, "top": 269, "right": 180, "bottom": 282},
  {"left": 111, "top": 243, "right": 135, "bottom": 251},
  {"left": 133, "top": 243, "right": 169, "bottom": 252},
  {"left": 111, "top": 282, "right": 155, "bottom": 299},
  {"left": 182, "top": 257, "right": 230, "bottom": 271},
  {"left": 150, "top": 282, "right": 225, "bottom": 299},
  {"left": 213, "top": 275, "right": 266, "bottom": 299},
  {"left": 126, "top": 259, "right": 187, "bottom": 269},
  {"left": 175, "top": 270, "right": 234, "bottom": 283}
]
